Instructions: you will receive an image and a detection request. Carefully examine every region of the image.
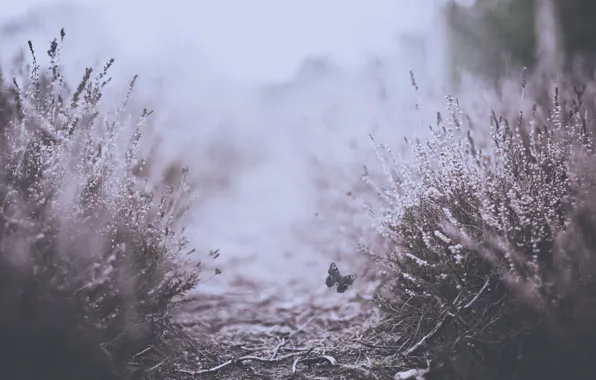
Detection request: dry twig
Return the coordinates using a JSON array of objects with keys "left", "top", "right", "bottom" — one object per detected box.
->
[
  {"left": 177, "top": 350, "right": 311, "bottom": 376},
  {"left": 270, "top": 337, "right": 286, "bottom": 359},
  {"left": 403, "top": 276, "right": 490, "bottom": 356}
]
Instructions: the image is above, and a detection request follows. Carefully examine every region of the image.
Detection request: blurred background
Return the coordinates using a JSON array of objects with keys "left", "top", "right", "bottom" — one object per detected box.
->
[
  {"left": 0, "top": 0, "right": 594, "bottom": 303},
  {"left": 447, "top": 0, "right": 596, "bottom": 84}
]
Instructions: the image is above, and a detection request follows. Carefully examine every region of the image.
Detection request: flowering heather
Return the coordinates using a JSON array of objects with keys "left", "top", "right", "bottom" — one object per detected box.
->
[
  {"left": 364, "top": 70, "right": 596, "bottom": 379},
  {"left": 0, "top": 30, "right": 207, "bottom": 380}
]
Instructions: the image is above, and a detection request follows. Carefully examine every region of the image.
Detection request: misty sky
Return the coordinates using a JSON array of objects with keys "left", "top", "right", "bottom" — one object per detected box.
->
[{"left": 2, "top": 0, "right": 442, "bottom": 84}]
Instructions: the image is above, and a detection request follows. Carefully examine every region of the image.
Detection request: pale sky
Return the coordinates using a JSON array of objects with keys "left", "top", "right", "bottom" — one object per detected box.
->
[{"left": 1, "top": 0, "right": 442, "bottom": 84}]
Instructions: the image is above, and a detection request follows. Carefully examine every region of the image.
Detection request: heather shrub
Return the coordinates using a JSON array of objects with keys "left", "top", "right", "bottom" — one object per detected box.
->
[
  {"left": 364, "top": 73, "right": 596, "bottom": 379},
  {"left": 0, "top": 30, "right": 205, "bottom": 380}
]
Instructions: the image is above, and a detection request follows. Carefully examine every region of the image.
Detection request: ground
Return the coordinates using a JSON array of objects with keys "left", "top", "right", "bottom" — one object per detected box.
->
[
  {"left": 167, "top": 246, "right": 409, "bottom": 380},
  {"left": 174, "top": 290, "right": 399, "bottom": 379}
]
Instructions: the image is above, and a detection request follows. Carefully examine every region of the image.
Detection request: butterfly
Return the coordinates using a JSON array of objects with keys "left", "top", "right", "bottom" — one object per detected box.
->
[{"left": 325, "top": 262, "right": 357, "bottom": 293}]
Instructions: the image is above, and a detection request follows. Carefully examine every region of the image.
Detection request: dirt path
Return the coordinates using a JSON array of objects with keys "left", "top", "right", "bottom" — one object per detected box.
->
[
  {"left": 176, "top": 282, "right": 395, "bottom": 379},
  {"left": 177, "top": 204, "right": 389, "bottom": 378}
]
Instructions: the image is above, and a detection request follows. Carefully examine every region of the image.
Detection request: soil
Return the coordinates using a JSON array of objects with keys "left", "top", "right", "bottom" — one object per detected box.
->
[{"left": 169, "top": 270, "right": 408, "bottom": 380}]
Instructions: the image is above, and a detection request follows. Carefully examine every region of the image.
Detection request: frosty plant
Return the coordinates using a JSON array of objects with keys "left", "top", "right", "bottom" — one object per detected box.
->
[
  {"left": 0, "top": 30, "right": 214, "bottom": 380},
  {"left": 363, "top": 73, "right": 596, "bottom": 378}
]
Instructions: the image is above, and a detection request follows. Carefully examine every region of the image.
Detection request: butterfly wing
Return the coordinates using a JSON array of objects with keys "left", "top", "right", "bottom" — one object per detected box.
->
[
  {"left": 343, "top": 274, "right": 357, "bottom": 285},
  {"left": 326, "top": 263, "right": 342, "bottom": 287},
  {"left": 325, "top": 275, "right": 336, "bottom": 288},
  {"left": 328, "top": 262, "right": 341, "bottom": 278},
  {"left": 336, "top": 274, "right": 357, "bottom": 293}
]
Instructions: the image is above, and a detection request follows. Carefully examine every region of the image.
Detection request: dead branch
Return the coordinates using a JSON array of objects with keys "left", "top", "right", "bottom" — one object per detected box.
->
[
  {"left": 404, "top": 311, "right": 447, "bottom": 356},
  {"left": 131, "top": 346, "right": 152, "bottom": 359},
  {"left": 403, "top": 276, "right": 491, "bottom": 357},
  {"left": 178, "top": 360, "right": 233, "bottom": 376},
  {"left": 287, "top": 313, "right": 319, "bottom": 339},
  {"left": 177, "top": 350, "right": 311, "bottom": 376},
  {"left": 463, "top": 277, "right": 491, "bottom": 310},
  {"left": 270, "top": 337, "right": 286, "bottom": 359},
  {"left": 147, "top": 354, "right": 172, "bottom": 372},
  {"left": 283, "top": 347, "right": 312, "bottom": 352},
  {"left": 357, "top": 340, "right": 405, "bottom": 350},
  {"left": 236, "top": 352, "right": 307, "bottom": 363}
]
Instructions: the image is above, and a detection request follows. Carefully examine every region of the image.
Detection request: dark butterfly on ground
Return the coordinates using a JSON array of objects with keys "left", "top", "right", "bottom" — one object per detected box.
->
[{"left": 326, "top": 262, "right": 357, "bottom": 293}]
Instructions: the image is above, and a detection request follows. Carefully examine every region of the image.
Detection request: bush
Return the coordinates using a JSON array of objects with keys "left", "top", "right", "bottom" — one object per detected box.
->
[
  {"left": 364, "top": 72, "right": 596, "bottom": 379},
  {"left": 0, "top": 30, "right": 205, "bottom": 380}
]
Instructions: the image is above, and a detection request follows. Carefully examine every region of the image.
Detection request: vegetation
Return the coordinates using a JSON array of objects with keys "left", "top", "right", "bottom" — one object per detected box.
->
[
  {"left": 0, "top": 30, "right": 209, "bottom": 380},
  {"left": 364, "top": 68, "right": 596, "bottom": 379},
  {"left": 6, "top": 7, "right": 596, "bottom": 379}
]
